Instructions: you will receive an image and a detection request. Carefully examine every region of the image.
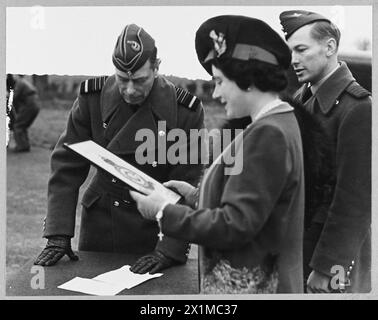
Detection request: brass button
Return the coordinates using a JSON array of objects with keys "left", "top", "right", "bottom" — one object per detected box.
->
[
  {"left": 114, "top": 201, "right": 119, "bottom": 207},
  {"left": 103, "top": 122, "right": 107, "bottom": 129},
  {"left": 152, "top": 161, "right": 157, "bottom": 167},
  {"left": 111, "top": 178, "right": 117, "bottom": 183},
  {"left": 158, "top": 130, "right": 165, "bottom": 137}
]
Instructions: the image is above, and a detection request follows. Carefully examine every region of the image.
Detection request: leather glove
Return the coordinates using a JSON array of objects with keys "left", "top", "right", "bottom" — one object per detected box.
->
[
  {"left": 130, "top": 251, "right": 180, "bottom": 274},
  {"left": 34, "top": 235, "right": 79, "bottom": 266}
]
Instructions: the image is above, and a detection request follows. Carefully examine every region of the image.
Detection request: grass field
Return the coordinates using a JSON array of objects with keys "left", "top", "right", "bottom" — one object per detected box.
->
[{"left": 6, "top": 99, "right": 226, "bottom": 277}]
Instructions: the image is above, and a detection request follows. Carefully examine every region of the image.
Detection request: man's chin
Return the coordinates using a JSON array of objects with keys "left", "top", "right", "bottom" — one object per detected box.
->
[
  {"left": 124, "top": 97, "right": 144, "bottom": 105},
  {"left": 296, "top": 72, "right": 312, "bottom": 85},
  {"left": 296, "top": 75, "right": 308, "bottom": 85}
]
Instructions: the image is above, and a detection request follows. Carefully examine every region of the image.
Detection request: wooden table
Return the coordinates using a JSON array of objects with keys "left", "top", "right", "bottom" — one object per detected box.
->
[{"left": 6, "top": 251, "right": 199, "bottom": 296}]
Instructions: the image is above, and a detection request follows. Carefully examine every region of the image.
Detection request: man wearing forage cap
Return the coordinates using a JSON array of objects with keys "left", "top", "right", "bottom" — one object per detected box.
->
[
  {"left": 34, "top": 23, "right": 205, "bottom": 275},
  {"left": 280, "top": 10, "right": 371, "bottom": 293}
]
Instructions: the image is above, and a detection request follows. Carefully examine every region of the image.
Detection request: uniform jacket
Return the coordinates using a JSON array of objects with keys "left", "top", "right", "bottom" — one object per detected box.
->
[
  {"left": 295, "top": 61, "right": 371, "bottom": 292},
  {"left": 161, "top": 103, "right": 305, "bottom": 293},
  {"left": 43, "top": 75, "right": 205, "bottom": 263}
]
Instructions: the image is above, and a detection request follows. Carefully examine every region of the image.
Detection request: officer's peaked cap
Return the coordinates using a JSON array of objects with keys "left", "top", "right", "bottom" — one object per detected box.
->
[
  {"left": 195, "top": 15, "right": 291, "bottom": 75},
  {"left": 112, "top": 24, "right": 156, "bottom": 75}
]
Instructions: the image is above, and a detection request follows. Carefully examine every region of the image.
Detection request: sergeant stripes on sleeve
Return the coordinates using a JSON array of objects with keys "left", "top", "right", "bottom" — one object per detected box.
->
[
  {"left": 80, "top": 76, "right": 109, "bottom": 94},
  {"left": 175, "top": 86, "right": 201, "bottom": 110}
]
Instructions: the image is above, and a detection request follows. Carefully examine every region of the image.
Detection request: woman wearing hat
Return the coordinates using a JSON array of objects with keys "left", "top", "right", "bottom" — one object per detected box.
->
[{"left": 130, "top": 15, "right": 305, "bottom": 293}]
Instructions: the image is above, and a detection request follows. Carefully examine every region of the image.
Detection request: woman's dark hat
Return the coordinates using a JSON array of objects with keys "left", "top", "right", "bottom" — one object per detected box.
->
[{"left": 195, "top": 15, "right": 292, "bottom": 75}]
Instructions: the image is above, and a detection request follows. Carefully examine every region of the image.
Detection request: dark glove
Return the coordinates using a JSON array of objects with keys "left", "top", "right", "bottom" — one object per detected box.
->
[
  {"left": 34, "top": 235, "right": 79, "bottom": 266},
  {"left": 130, "top": 251, "right": 180, "bottom": 274}
]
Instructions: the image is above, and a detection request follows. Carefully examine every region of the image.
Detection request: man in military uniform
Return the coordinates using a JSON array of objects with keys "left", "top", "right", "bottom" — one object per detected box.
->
[
  {"left": 34, "top": 24, "right": 205, "bottom": 274},
  {"left": 7, "top": 74, "right": 40, "bottom": 152},
  {"left": 280, "top": 10, "right": 371, "bottom": 293}
]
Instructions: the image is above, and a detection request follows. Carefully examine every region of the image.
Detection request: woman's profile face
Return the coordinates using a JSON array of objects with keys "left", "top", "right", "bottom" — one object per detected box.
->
[{"left": 211, "top": 65, "right": 251, "bottom": 119}]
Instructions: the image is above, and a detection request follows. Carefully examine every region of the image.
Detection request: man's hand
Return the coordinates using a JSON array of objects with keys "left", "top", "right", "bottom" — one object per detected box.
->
[
  {"left": 130, "top": 251, "right": 180, "bottom": 274},
  {"left": 163, "top": 180, "right": 198, "bottom": 208},
  {"left": 34, "top": 235, "right": 79, "bottom": 266},
  {"left": 307, "top": 270, "right": 332, "bottom": 293}
]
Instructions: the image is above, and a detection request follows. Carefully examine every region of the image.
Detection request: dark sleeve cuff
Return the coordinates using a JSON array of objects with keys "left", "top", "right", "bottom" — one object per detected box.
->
[
  {"left": 155, "top": 202, "right": 190, "bottom": 263},
  {"left": 310, "top": 252, "right": 353, "bottom": 278},
  {"left": 155, "top": 236, "right": 190, "bottom": 264}
]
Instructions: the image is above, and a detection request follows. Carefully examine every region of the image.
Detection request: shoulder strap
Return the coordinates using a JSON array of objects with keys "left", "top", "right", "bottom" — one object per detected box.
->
[
  {"left": 175, "top": 86, "right": 201, "bottom": 111},
  {"left": 80, "top": 76, "right": 108, "bottom": 94},
  {"left": 345, "top": 81, "right": 371, "bottom": 99}
]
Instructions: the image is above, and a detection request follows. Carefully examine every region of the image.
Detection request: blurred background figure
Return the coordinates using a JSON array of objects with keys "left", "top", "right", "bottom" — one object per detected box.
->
[
  {"left": 6, "top": 74, "right": 15, "bottom": 146},
  {"left": 6, "top": 74, "right": 40, "bottom": 152}
]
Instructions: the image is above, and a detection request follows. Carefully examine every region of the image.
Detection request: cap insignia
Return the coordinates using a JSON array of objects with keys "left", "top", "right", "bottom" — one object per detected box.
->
[{"left": 127, "top": 40, "right": 141, "bottom": 52}]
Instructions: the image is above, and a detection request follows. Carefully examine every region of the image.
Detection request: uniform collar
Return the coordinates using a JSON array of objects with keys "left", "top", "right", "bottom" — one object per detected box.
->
[
  {"left": 312, "top": 61, "right": 355, "bottom": 114},
  {"left": 101, "top": 75, "right": 178, "bottom": 154},
  {"left": 147, "top": 76, "right": 178, "bottom": 130},
  {"left": 101, "top": 75, "right": 177, "bottom": 129},
  {"left": 310, "top": 63, "right": 340, "bottom": 94}
]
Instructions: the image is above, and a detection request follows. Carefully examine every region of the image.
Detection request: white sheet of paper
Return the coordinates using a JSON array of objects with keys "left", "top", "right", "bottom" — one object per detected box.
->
[
  {"left": 57, "top": 277, "right": 126, "bottom": 296},
  {"left": 93, "top": 265, "right": 163, "bottom": 289},
  {"left": 57, "top": 265, "right": 163, "bottom": 295}
]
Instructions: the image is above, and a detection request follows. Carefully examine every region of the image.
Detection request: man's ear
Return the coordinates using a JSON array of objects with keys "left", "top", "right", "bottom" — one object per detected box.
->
[
  {"left": 154, "top": 58, "right": 161, "bottom": 75},
  {"left": 326, "top": 38, "right": 337, "bottom": 57}
]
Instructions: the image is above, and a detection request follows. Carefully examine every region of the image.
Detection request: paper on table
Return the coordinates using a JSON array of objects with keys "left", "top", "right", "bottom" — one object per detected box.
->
[
  {"left": 57, "top": 265, "right": 163, "bottom": 295},
  {"left": 58, "top": 277, "right": 126, "bottom": 296},
  {"left": 93, "top": 265, "right": 163, "bottom": 289}
]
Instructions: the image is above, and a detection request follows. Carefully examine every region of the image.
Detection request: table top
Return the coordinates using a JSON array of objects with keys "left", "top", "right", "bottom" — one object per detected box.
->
[{"left": 6, "top": 251, "right": 199, "bottom": 296}]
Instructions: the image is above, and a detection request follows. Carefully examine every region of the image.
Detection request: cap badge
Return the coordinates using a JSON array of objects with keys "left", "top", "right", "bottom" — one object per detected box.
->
[
  {"left": 289, "top": 13, "right": 302, "bottom": 18},
  {"left": 126, "top": 70, "right": 133, "bottom": 77},
  {"left": 209, "top": 30, "right": 226, "bottom": 57},
  {"left": 127, "top": 40, "right": 141, "bottom": 52}
]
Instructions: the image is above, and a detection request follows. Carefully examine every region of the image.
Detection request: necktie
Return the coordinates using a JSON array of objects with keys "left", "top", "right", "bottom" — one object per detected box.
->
[{"left": 302, "top": 86, "right": 313, "bottom": 104}]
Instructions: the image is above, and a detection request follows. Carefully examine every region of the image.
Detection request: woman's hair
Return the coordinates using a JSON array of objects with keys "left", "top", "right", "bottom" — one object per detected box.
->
[{"left": 212, "top": 57, "right": 288, "bottom": 92}]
